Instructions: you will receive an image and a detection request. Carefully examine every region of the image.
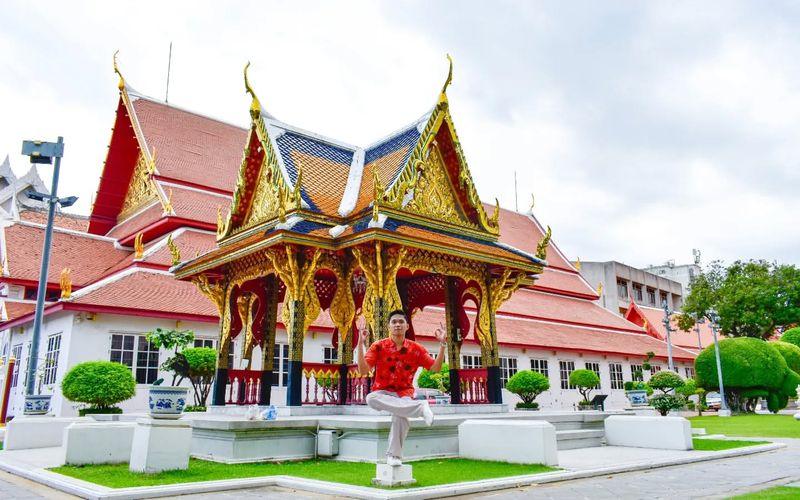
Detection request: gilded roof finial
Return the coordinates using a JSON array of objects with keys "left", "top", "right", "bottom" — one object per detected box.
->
[
  {"left": 292, "top": 161, "right": 303, "bottom": 210},
  {"left": 596, "top": 282, "right": 604, "bottom": 296},
  {"left": 575, "top": 257, "right": 581, "bottom": 272},
  {"left": 113, "top": 50, "right": 125, "bottom": 91},
  {"left": 167, "top": 234, "right": 181, "bottom": 266},
  {"left": 60, "top": 268, "right": 72, "bottom": 300},
  {"left": 372, "top": 165, "right": 384, "bottom": 222},
  {"left": 147, "top": 147, "right": 157, "bottom": 175},
  {"left": 163, "top": 188, "right": 173, "bottom": 214},
  {"left": 642, "top": 318, "right": 649, "bottom": 331},
  {"left": 134, "top": 232, "right": 144, "bottom": 260},
  {"left": 535, "top": 225, "right": 551, "bottom": 261},
  {"left": 440, "top": 54, "right": 454, "bottom": 98},
  {"left": 243, "top": 62, "right": 261, "bottom": 120},
  {"left": 490, "top": 198, "right": 500, "bottom": 228},
  {"left": 529, "top": 193, "right": 535, "bottom": 214}
]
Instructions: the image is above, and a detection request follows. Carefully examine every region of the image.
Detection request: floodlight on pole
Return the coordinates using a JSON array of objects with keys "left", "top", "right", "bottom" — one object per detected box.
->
[
  {"left": 662, "top": 300, "right": 675, "bottom": 373},
  {"left": 19, "top": 136, "right": 78, "bottom": 415}
]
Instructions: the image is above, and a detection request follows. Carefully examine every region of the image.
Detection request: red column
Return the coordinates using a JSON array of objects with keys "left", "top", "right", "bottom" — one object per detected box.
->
[{"left": 0, "top": 357, "right": 16, "bottom": 424}]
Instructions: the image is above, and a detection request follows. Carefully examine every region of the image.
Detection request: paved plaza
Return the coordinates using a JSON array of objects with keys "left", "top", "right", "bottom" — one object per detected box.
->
[{"left": 0, "top": 438, "right": 798, "bottom": 499}]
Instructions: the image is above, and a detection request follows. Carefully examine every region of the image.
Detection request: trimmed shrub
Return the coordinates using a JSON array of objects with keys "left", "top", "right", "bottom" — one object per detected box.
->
[
  {"left": 781, "top": 327, "right": 800, "bottom": 349},
  {"left": 695, "top": 337, "right": 794, "bottom": 412},
  {"left": 650, "top": 394, "right": 685, "bottom": 416},
  {"left": 506, "top": 370, "right": 550, "bottom": 405},
  {"left": 569, "top": 369, "right": 600, "bottom": 402},
  {"left": 515, "top": 402, "right": 539, "bottom": 410},
  {"left": 180, "top": 347, "right": 217, "bottom": 406},
  {"left": 418, "top": 363, "right": 450, "bottom": 393},
  {"left": 648, "top": 371, "right": 685, "bottom": 394},
  {"left": 62, "top": 361, "right": 135, "bottom": 411}
]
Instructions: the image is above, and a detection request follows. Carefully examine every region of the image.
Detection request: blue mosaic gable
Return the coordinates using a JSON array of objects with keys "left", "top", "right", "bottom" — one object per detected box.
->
[
  {"left": 365, "top": 126, "right": 421, "bottom": 185},
  {"left": 275, "top": 132, "right": 355, "bottom": 213}
]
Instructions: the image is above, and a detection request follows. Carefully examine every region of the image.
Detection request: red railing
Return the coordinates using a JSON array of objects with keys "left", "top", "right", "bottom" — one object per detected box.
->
[
  {"left": 459, "top": 368, "right": 489, "bottom": 404},
  {"left": 346, "top": 364, "right": 371, "bottom": 405},
  {"left": 226, "top": 369, "right": 261, "bottom": 405},
  {"left": 301, "top": 363, "right": 341, "bottom": 405}
]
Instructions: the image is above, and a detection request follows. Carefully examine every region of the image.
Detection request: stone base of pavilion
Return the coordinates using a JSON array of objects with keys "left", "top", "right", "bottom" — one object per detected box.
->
[{"left": 190, "top": 406, "right": 619, "bottom": 464}]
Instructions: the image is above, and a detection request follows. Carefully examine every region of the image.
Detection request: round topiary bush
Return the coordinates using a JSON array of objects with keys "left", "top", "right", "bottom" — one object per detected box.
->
[
  {"left": 61, "top": 361, "right": 136, "bottom": 411},
  {"left": 695, "top": 337, "right": 792, "bottom": 412},
  {"left": 648, "top": 371, "right": 685, "bottom": 394},
  {"left": 506, "top": 370, "right": 550, "bottom": 405},
  {"left": 569, "top": 369, "right": 600, "bottom": 402},
  {"left": 781, "top": 327, "right": 800, "bottom": 349}
]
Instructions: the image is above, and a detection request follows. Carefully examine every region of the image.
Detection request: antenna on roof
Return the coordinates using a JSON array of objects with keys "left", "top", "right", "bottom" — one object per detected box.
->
[
  {"left": 165, "top": 42, "right": 173, "bottom": 103},
  {"left": 514, "top": 171, "right": 518, "bottom": 212}
]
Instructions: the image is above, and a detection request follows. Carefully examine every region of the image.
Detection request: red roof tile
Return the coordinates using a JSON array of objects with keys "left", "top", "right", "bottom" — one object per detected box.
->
[
  {"left": 4, "top": 223, "right": 130, "bottom": 286},
  {"left": 105, "top": 202, "right": 163, "bottom": 240},
  {"left": 636, "top": 305, "right": 716, "bottom": 351},
  {"left": 70, "top": 270, "right": 217, "bottom": 317},
  {"left": 19, "top": 210, "right": 90, "bottom": 232},
  {"left": 2, "top": 301, "right": 36, "bottom": 323},
  {"left": 131, "top": 97, "right": 247, "bottom": 193}
]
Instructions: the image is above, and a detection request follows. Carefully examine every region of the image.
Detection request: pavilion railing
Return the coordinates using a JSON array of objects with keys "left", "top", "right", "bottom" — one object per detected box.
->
[
  {"left": 345, "top": 364, "right": 371, "bottom": 405},
  {"left": 301, "top": 362, "right": 340, "bottom": 405},
  {"left": 459, "top": 368, "right": 489, "bottom": 404},
  {"left": 226, "top": 369, "right": 261, "bottom": 405}
]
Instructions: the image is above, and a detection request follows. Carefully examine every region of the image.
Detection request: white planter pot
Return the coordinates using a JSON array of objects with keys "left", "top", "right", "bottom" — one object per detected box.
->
[
  {"left": 24, "top": 394, "right": 52, "bottom": 415},
  {"left": 148, "top": 386, "right": 189, "bottom": 419}
]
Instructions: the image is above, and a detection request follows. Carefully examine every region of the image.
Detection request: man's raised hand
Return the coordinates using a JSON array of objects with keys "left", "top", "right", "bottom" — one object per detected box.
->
[
  {"left": 435, "top": 322, "right": 447, "bottom": 345},
  {"left": 357, "top": 317, "right": 370, "bottom": 349}
]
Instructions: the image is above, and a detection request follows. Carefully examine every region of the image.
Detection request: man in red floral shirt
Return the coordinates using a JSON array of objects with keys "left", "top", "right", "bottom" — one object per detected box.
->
[{"left": 357, "top": 309, "right": 446, "bottom": 466}]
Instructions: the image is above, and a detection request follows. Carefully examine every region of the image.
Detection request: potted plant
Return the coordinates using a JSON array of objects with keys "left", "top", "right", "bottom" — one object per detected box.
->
[
  {"left": 506, "top": 370, "right": 549, "bottom": 410},
  {"left": 23, "top": 358, "right": 57, "bottom": 415},
  {"left": 624, "top": 380, "right": 651, "bottom": 406},
  {"left": 569, "top": 369, "right": 600, "bottom": 410},
  {"left": 145, "top": 327, "right": 194, "bottom": 419},
  {"left": 61, "top": 361, "right": 136, "bottom": 417}
]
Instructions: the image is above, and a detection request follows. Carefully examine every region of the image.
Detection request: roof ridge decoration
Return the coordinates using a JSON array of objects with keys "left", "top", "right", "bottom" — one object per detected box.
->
[
  {"left": 375, "top": 55, "right": 501, "bottom": 236},
  {"left": 218, "top": 63, "right": 301, "bottom": 240},
  {"left": 112, "top": 52, "right": 175, "bottom": 224}
]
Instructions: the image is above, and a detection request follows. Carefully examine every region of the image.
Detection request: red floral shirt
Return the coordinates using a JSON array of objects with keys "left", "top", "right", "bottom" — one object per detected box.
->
[{"left": 364, "top": 338, "right": 435, "bottom": 398}]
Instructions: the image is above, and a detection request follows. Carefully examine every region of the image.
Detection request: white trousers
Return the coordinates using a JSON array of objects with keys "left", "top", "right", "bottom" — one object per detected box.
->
[{"left": 366, "top": 390, "right": 426, "bottom": 458}]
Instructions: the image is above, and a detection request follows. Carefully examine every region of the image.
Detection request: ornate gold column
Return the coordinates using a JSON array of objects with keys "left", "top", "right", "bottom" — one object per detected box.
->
[
  {"left": 444, "top": 276, "right": 463, "bottom": 403},
  {"left": 482, "top": 268, "right": 525, "bottom": 404},
  {"left": 192, "top": 274, "right": 229, "bottom": 406},
  {"left": 268, "top": 245, "right": 320, "bottom": 406},
  {"left": 353, "top": 242, "right": 405, "bottom": 339},
  {"left": 260, "top": 275, "right": 279, "bottom": 405}
]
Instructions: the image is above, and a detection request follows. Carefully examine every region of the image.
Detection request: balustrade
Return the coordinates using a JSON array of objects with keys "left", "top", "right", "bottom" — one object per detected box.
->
[
  {"left": 459, "top": 368, "right": 489, "bottom": 404},
  {"left": 226, "top": 369, "right": 261, "bottom": 405}
]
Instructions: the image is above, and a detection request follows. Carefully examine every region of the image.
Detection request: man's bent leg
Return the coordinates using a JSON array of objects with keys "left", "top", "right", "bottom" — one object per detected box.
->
[
  {"left": 387, "top": 415, "right": 410, "bottom": 458},
  {"left": 367, "top": 391, "right": 427, "bottom": 459}
]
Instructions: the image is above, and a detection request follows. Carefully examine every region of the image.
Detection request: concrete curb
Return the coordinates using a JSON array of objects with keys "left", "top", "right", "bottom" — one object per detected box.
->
[{"left": 0, "top": 442, "right": 785, "bottom": 500}]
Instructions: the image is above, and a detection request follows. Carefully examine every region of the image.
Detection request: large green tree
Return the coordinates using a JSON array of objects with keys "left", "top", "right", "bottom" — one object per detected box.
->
[{"left": 679, "top": 260, "right": 800, "bottom": 339}]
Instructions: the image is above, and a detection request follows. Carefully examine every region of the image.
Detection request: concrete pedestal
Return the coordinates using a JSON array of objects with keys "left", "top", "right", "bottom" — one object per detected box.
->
[
  {"left": 372, "top": 464, "right": 416, "bottom": 486},
  {"left": 63, "top": 422, "right": 135, "bottom": 465},
  {"left": 129, "top": 418, "right": 191, "bottom": 473},
  {"left": 458, "top": 419, "right": 558, "bottom": 465},
  {"left": 4, "top": 416, "right": 86, "bottom": 450},
  {"left": 605, "top": 415, "right": 692, "bottom": 450}
]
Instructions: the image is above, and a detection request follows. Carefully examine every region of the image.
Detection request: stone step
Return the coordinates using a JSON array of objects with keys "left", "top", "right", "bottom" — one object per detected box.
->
[{"left": 556, "top": 429, "right": 605, "bottom": 450}]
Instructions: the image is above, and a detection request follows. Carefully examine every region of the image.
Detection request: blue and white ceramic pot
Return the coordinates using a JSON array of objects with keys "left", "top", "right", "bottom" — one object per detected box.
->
[
  {"left": 147, "top": 386, "right": 189, "bottom": 419},
  {"left": 24, "top": 394, "right": 52, "bottom": 415}
]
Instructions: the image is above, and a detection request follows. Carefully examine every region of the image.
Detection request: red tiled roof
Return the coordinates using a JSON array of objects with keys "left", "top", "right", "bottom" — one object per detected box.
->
[
  {"left": 146, "top": 231, "right": 219, "bottom": 268},
  {"left": 500, "top": 288, "right": 642, "bottom": 333},
  {"left": 4, "top": 223, "right": 130, "bottom": 286},
  {"left": 168, "top": 185, "right": 230, "bottom": 226},
  {"left": 131, "top": 96, "right": 247, "bottom": 193},
  {"left": 106, "top": 202, "right": 163, "bottom": 240},
  {"left": 19, "top": 210, "right": 90, "bottom": 232},
  {"left": 70, "top": 270, "right": 217, "bottom": 317},
  {"left": 412, "top": 307, "right": 696, "bottom": 361},
  {"left": 2, "top": 301, "right": 36, "bottom": 323}
]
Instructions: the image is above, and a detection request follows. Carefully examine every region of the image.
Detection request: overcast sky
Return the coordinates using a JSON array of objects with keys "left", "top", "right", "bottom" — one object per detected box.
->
[{"left": 1, "top": 1, "right": 798, "bottom": 269}]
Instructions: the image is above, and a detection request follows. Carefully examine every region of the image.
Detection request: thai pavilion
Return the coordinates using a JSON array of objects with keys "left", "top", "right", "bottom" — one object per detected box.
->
[{"left": 173, "top": 60, "right": 548, "bottom": 407}]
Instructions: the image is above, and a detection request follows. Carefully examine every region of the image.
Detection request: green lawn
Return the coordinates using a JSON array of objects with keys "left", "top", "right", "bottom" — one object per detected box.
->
[
  {"left": 729, "top": 486, "right": 800, "bottom": 499},
  {"left": 689, "top": 415, "right": 800, "bottom": 438},
  {"left": 692, "top": 438, "right": 768, "bottom": 451},
  {"left": 50, "top": 458, "right": 558, "bottom": 489}
]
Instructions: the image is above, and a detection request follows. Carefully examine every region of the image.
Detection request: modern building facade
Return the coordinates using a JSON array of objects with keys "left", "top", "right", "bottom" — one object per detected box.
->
[{"left": 577, "top": 261, "right": 684, "bottom": 315}]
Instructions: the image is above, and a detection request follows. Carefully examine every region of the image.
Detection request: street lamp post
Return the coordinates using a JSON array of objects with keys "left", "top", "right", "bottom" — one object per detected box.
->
[
  {"left": 662, "top": 301, "right": 675, "bottom": 372},
  {"left": 707, "top": 309, "right": 731, "bottom": 417},
  {"left": 20, "top": 137, "right": 77, "bottom": 415}
]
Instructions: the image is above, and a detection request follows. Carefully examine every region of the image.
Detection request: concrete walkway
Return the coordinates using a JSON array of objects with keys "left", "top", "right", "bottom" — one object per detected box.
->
[{"left": 0, "top": 438, "right": 790, "bottom": 499}]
